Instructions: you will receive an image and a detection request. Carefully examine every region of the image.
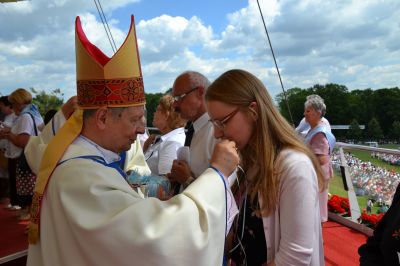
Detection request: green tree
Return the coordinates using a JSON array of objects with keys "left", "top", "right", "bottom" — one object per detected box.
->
[
  {"left": 145, "top": 92, "right": 163, "bottom": 127},
  {"left": 367, "top": 117, "right": 383, "bottom": 141},
  {"left": 347, "top": 119, "right": 363, "bottom": 141},
  {"left": 371, "top": 88, "right": 400, "bottom": 136},
  {"left": 390, "top": 120, "right": 400, "bottom": 141},
  {"left": 30, "top": 88, "right": 64, "bottom": 117},
  {"left": 276, "top": 87, "right": 308, "bottom": 126}
]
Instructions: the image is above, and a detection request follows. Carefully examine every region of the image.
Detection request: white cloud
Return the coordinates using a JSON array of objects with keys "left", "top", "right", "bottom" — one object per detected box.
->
[
  {"left": 137, "top": 15, "right": 214, "bottom": 63},
  {"left": 0, "top": 0, "right": 33, "bottom": 14}
]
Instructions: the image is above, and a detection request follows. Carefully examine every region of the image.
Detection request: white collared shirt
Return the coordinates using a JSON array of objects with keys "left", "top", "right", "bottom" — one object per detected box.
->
[
  {"left": 144, "top": 127, "right": 185, "bottom": 175},
  {"left": 76, "top": 135, "right": 121, "bottom": 164},
  {"left": 0, "top": 112, "right": 18, "bottom": 158},
  {"left": 189, "top": 113, "right": 218, "bottom": 178}
]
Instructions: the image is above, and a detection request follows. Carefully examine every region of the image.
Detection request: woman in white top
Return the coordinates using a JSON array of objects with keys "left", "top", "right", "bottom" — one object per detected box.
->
[
  {"left": 2, "top": 88, "right": 44, "bottom": 220},
  {"left": 143, "top": 94, "right": 186, "bottom": 176},
  {"left": 206, "top": 69, "right": 325, "bottom": 265}
]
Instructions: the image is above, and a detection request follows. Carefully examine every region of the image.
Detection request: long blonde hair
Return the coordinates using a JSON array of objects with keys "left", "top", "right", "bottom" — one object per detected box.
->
[{"left": 206, "top": 69, "right": 324, "bottom": 216}]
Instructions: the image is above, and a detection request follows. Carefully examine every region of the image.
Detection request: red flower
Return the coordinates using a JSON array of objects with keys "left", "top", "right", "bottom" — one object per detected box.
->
[
  {"left": 328, "top": 195, "right": 351, "bottom": 216},
  {"left": 359, "top": 211, "right": 384, "bottom": 229}
]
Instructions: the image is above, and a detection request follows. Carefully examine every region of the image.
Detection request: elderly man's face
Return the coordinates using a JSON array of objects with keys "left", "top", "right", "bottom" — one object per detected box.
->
[
  {"left": 171, "top": 75, "right": 202, "bottom": 121},
  {"left": 107, "top": 106, "right": 145, "bottom": 153}
]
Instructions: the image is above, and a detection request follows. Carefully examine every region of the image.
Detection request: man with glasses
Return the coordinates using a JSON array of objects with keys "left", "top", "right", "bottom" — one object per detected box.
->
[{"left": 168, "top": 71, "right": 219, "bottom": 191}]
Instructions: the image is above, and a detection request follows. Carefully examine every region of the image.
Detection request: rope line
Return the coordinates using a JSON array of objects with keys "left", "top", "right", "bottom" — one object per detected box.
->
[
  {"left": 256, "top": 0, "right": 294, "bottom": 125},
  {"left": 93, "top": 0, "right": 117, "bottom": 53}
]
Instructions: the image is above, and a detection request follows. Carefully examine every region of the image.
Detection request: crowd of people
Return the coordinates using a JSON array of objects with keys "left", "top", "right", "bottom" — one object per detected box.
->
[
  {"left": 332, "top": 152, "right": 400, "bottom": 206},
  {"left": 1, "top": 14, "right": 398, "bottom": 266},
  {"left": 371, "top": 151, "right": 400, "bottom": 166}
]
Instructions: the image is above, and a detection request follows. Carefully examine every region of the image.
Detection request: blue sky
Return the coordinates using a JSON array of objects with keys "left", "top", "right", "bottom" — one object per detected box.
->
[{"left": 0, "top": 0, "right": 399, "bottom": 102}]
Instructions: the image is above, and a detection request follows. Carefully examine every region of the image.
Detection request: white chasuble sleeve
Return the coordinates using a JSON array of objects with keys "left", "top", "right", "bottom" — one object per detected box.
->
[
  {"left": 28, "top": 155, "right": 227, "bottom": 266},
  {"left": 24, "top": 110, "right": 66, "bottom": 174}
]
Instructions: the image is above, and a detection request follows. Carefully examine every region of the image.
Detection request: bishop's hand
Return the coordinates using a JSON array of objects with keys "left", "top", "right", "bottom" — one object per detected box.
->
[{"left": 210, "top": 139, "right": 239, "bottom": 178}]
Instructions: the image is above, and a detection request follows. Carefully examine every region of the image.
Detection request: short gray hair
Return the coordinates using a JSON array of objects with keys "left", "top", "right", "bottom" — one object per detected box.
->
[
  {"left": 305, "top": 94, "right": 326, "bottom": 116},
  {"left": 83, "top": 107, "right": 127, "bottom": 121},
  {"left": 182, "top": 71, "right": 211, "bottom": 90}
]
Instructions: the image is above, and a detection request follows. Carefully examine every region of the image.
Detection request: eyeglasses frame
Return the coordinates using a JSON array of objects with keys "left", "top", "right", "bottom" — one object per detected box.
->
[
  {"left": 209, "top": 107, "right": 240, "bottom": 130},
  {"left": 173, "top": 86, "right": 200, "bottom": 102}
]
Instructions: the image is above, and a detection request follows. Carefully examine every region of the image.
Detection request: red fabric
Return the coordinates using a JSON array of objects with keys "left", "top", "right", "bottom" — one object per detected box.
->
[
  {"left": 75, "top": 17, "right": 110, "bottom": 66},
  {"left": 323, "top": 220, "right": 368, "bottom": 265},
  {"left": 0, "top": 201, "right": 28, "bottom": 259}
]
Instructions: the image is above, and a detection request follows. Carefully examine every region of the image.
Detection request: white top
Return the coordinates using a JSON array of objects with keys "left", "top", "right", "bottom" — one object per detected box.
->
[
  {"left": 296, "top": 117, "right": 331, "bottom": 137},
  {"left": 138, "top": 132, "right": 149, "bottom": 149},
  {"left": 144, "top": 127, "right": 185, "bottom": 175},
  {"left": 26, "top": 119, "right": 229, "bottom": 266},
  {"left": 0, "top": 112, "right": 18, "bottom": 158},
  {"left": 5, "top": 112, "right": 44, "bottom": 158},
  {"left": 189, "top": 113, "right": 218, "bottom": 178},
  {"left": 3, "top": 112, "right": 17, "bottom": 127},
  {"left": 262, "top": 149, "right": 324, "bottom": 266}
]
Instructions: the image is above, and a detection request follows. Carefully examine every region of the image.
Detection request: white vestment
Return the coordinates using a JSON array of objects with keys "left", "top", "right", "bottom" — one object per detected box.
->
[{"left": 26, "top": 111, "right": 227, "bottom": 266}]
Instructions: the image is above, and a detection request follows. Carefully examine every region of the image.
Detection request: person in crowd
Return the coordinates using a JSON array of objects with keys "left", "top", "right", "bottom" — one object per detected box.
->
[
  {"left": 0, "top": 96, "right": 18, "bottom": 128},
  {"left": 206, "top": 69, "right": 325, "bottom": 265},
  {"left": 168, "top": 71, "right": 219, "bottom": 190},
  {"left": 367, "top": 198, "right": 373, "bottom": 214},
  {"left": 359, "top": 182, "right": 400, "bottom": 265},
  {"left": 143, "top": 94, "right": 186, "bottom": 175},
  {"left": 303, "top": 94, "right": 336, "bottom": 223},
  {"left": 0, "top": 96, "right": 19, "bottom": 208},
  {"left": 26, "top": 16, "right": 239, "bottom": 266},
  {"left": 0, "top": 89, "right": 44, "bottom": 220},
  {"left": 331, "top": 151, "right": 399, "bottom": 205}
]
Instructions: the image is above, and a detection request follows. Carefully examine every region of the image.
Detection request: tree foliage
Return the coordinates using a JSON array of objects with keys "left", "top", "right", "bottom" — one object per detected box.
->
[
  {"left": 30, "top": 88, "right": 64, "bottom": 117},
  {"left": 390, "top": 121, "right": 400, "bottom": 140},
  {"left": 145, "top": 92, "right": 164, "bottom": 127},
  {"left": 367, "top": 118, "right": 383, "bottom": 141},
  {"left": 347, "top": 119, "right": 363, "bottom": 140}
]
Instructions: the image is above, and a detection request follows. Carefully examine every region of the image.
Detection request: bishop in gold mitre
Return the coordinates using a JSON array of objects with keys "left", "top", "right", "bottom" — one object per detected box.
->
[{"left": 25, "top": 15, "right": 237, "bottom": 266}]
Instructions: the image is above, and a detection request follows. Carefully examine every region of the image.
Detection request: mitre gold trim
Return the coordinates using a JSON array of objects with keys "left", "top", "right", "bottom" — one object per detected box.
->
[{"left": 75, "top": 15, "right": 145, "bottom": 108}]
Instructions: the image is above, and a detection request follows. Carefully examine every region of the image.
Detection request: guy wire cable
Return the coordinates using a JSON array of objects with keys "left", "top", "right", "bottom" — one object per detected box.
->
[
  {"left": 93, "top": 0, "right": 117, "bottom": 53},
  {"left": 97, "top": 0, "right": 118, "bottom": 52},
  {"left": 256, "top": 0, "right": 294, "bottom": 125}
]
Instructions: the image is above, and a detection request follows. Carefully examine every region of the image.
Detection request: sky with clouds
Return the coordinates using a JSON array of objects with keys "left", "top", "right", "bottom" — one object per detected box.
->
[{"left": 0, "top": 0, "right": 399, "bottom": 101}]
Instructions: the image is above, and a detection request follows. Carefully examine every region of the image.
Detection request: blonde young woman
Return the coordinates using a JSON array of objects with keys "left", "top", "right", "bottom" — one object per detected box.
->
[{"left": 205, "top": 69, "right": 325, "bottom": 265}]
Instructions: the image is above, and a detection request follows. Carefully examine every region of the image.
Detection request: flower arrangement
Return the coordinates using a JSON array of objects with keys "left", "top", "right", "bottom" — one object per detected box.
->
[
  {"left": 328, "top": 194, "right": 351, "bottom": 216},
  {"left": 358, "top": 211, "right": 384, "bottom": 229}
]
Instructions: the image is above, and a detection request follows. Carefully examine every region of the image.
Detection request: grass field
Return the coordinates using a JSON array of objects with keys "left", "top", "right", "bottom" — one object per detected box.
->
[{"left": 329, "top": 143, "right": 399, "bottom": 214}]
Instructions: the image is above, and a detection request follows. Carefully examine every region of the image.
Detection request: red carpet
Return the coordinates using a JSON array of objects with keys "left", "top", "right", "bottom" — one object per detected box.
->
[
  {"left": 0, "top": 201, "right": 28, "bottom": 265},
  {"left": 323, "top": 220, "right": 368, "bottom": 265}
]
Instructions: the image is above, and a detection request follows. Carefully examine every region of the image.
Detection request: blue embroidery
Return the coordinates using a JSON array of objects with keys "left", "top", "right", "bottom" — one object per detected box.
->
[{"left": 58, "top": 154, "right": 126, "bottom": 179}]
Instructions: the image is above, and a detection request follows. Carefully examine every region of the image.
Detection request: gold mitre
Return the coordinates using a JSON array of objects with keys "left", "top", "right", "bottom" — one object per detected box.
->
[{"left": 75, "top": 15, "right": 145, "bottom": 108}]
